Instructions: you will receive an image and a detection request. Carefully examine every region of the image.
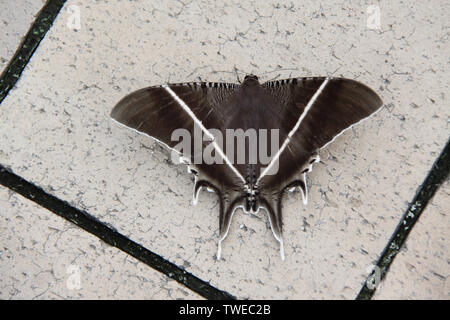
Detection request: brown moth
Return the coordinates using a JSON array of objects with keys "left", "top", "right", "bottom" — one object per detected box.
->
[{"left": 111, "top": 75, "right": 382, "bottom": 260}]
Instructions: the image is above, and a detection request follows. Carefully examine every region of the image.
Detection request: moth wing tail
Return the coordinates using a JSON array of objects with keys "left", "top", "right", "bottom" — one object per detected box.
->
[
  {"left": 217, "top": 190, "right": 244, "bottom": 260},
  {"left": 259, "top": 192, "right": 285, "bottom": 260}
]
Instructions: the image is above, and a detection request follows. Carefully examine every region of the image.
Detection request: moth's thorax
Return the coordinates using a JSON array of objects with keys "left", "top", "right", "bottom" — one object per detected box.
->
[{"left": 237, "top": 75, "right": 264, "bottom": 109}]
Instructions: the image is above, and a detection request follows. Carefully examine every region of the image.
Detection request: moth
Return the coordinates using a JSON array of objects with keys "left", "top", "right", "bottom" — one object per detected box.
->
[{"left": 111, "top": 75, "right": 382, "bottom": 260}]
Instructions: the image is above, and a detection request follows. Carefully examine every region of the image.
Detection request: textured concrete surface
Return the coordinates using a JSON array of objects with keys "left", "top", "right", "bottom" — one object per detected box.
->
[
  {"left": 0, "top": 0, "right": 45, "bottom": 74},
  {"left": 374, "top": 180, "right": 449, "bottom": 300},
  {"left": 0, "top": 186, "right": 202, "bottom": 299},
  {"left": 0, "top": 0, "right": 448, "bottom": 299}
]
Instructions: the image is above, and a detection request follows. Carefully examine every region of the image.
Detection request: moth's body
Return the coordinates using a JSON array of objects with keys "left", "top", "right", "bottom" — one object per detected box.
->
[
  {"left": 111, "top": 73, "right": 382, "bottom": 260},
  {"left": 214, "top": 75, "right": 284, "bottom": 215}
]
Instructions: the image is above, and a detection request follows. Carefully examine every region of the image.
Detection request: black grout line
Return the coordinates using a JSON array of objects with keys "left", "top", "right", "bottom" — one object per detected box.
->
[
  {"left": 0, "top": 0, "right": 67, "bottom": 105},
  {"left": 356, "top": 138, "right": 450, "bottom": 300},
  {"left": 0, "top": 164, "right": 236, "bottom": 300}
]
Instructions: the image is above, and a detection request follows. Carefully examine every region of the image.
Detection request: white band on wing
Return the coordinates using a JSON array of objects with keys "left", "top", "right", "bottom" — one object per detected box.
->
[
  {"left": 162, "top": 85, "right": 247, "bottom": 184},
  {"left": 257, "top": 77, "right": 330, "bottom": 184}
]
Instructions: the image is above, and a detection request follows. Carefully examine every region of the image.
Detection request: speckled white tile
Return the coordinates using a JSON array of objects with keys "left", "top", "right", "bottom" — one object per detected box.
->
[
  {"left": 0, "top": 0, "right": 448, "bottom": 299},
  {"left": 373, "top": 180, "right": 450, "bottom": 300},
  {"left": 0, "top": 187, "right": 202, "bottom": 299},
  {"left": 0, "top": 0, "right": 45, "bottom": 73}
]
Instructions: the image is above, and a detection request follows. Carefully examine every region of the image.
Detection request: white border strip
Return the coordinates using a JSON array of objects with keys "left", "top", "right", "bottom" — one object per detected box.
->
[
  {"left": 259, "top": 206, "right": 285, "bottom": 261},
  {"left": 111, "top": 117, "right": 182, "bottom": 157},
  {"left": 257, "top": 77, "right": 330, "bottom": 184},
  {"left": 162, "top": 85, "right": 247, "bottom": 184},
  {"left": 319, "top": 102, "right": 384, "bottom": 150},
  {"left": 217, "top": 205, "right": 243, "bottom": 260}
]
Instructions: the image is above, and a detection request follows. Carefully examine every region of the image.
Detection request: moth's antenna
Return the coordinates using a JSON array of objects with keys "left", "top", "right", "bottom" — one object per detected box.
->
[
  {"left": 234, "top": 66, "right": 242, "bottom": 84},
  {"left": 265, "top": 73, "right": 281, "bottom": 82},
  {"left": 329, "top": 65, "right": 342, "bottom": 77},
  {"left": 258, "top": 68, "right": 299, "bottom": 76},
  {"left": 211, "top": 68, "right": 246, "bottom": 83},
  {"left": 259, "top": 68, "right": 300, "bottom": 82}
]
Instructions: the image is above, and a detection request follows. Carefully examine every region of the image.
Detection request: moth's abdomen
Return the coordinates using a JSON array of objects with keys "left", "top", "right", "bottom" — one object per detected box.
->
[
  {"left": 245, "top": 190, "right": 258, "bottom": 213},
  {"left": 244, "top": 164, "right": 259, "bottom": 212}
]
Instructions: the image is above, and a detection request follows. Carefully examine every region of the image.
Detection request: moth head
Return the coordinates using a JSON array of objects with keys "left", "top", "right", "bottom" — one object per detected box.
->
[{"left": 243, "top": 74, "right": 259, "bottom": 85}]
